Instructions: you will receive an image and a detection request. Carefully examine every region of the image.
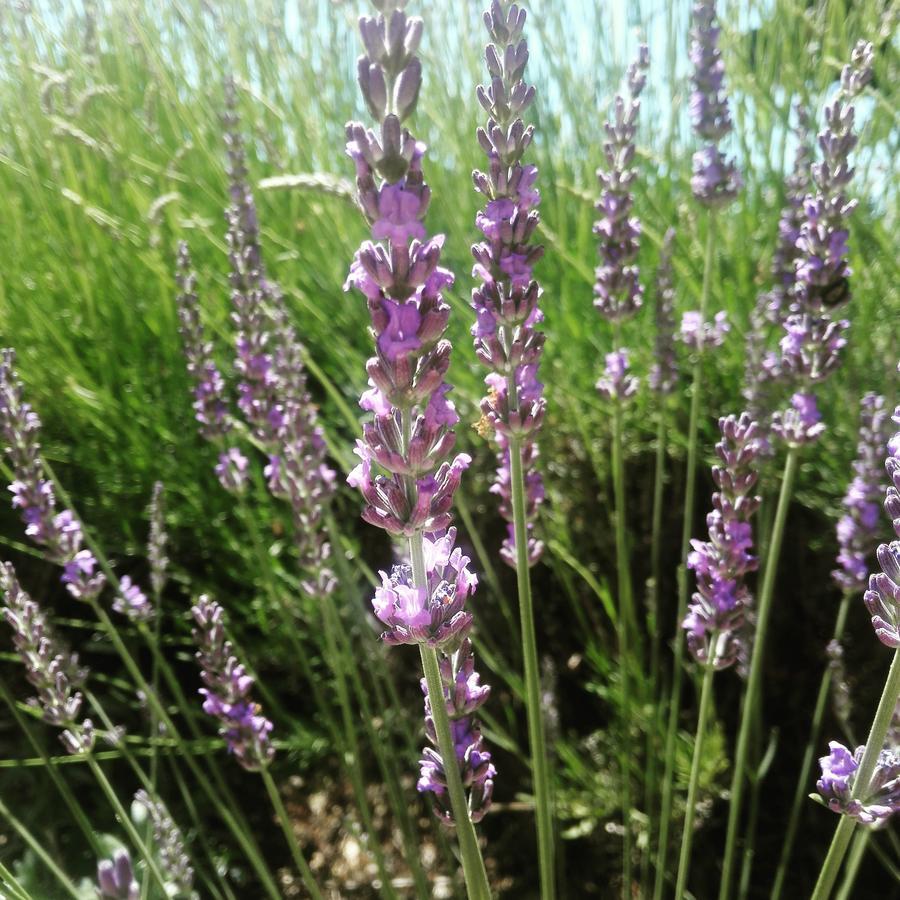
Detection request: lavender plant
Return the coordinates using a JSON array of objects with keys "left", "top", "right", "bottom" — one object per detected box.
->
[
  {"left": 812, "top": 385, "right": 900, "bottom": 898},
  {"left": 592, "top": 41, "right": 649, "bottom": 889},
  {"left": 469, "top": 2, "right": 553, "bottom": 892},
  {"left": 656, "top": 4, "right": 740, "bottom": 895},
  {"left": 345, "top": 2, "right": 492, "bottom": 896},
  {"left": 720, "top": 42, "right": 875, "bottom": 898}
]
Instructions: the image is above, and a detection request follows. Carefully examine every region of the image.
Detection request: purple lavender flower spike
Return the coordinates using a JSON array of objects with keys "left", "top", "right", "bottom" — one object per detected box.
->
[
  {"left": 192, "top": 595, "right": 274, "bottom": 771},
  {"left": 469, "top": 0, "right": 547, "bottom": 568},
  {"left": 346, "top": 1, "right": 493, "bottom": 825},
  {"left": 0, "top": 350, "right": 106, "bottom": 602},
  {"left": 689, "top": 0, "right": 741, "bottom": 206},
  {"left": 678, "top": 309, "right": 730, "bottom": 352},
  {"left": 593, "top": 44, "right": 648, "bottom": 323},
  {"left": 214, "top": 447, "right": 249, "bottom": 494},
  {"left": 779, "top": 42, "right": 873, "bottom": 400},
  {"left": 97, "top": 849, "right": 140, "bottom": 900},
  {"left": 133, "top": 790, "right": 194, "bottom": 896},
  {"left": 419, "top": 639, "right": 496, "bottom": 825},
  {"left": 817, "top": 741, "right": 900, "bottom": 825},
  {"left": 833, "top": 394, "right": 890, "bottom": 592},
  {"left": 148, "top": 482, "right": 168, "bottom": 598},
  {"left": 175, "top": 244, "right": 231, "bottom": 442},
  {"left": 648, "top": 228, "right": 678, "bottom": 395},
  {"left": 1, "top": 562, "right": 95, "bottom": 755},
  {"left": 683, "top": 413, "right": 761, "bottom": 669},
  {"left": 771, "top": 391, "right": 826, "bottom": 447}
]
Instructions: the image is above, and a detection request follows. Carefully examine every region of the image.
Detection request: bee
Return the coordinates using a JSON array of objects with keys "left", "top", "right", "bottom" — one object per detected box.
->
[{"left": 809, "top": 274, "right": 851, "bottom": 309}]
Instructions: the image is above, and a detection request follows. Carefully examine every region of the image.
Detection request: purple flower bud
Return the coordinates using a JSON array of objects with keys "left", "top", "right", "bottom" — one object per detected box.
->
[
  {"left": 678, "top": 309, "right": 730, "bottom": 351},
  {"left": 817, "top": 741, "right": 899, "bottom": 825},
  {"left": 112, "top": 575, "right": 153, "bottom": 624},
  {"left": 192, "top": 595, "right": 274, "bottom": 770},
  {"left": 596, "top": 349, "right": 639, "bottom": 401},
  {"left": 98, "top": 849, "right": 140, "bottom": 900},
  {"left": 771, "top": 391, "right": 826, "bottom": 447},
  {"left": 215, "top": 447, "right": 249, "bottom": 493}
]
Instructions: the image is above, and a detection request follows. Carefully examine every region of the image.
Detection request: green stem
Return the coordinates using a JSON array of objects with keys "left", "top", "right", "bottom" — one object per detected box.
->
[
  {"left": 719, "top": 449, "right": 798, "bottom": 900},
  {"left": 641, "top": 409, "right": 668, "bottom": 897},
  {"left": 85, "top": 753, "right": 171, "bottom": 896},
  {"left": 260, "top": 765, "right": 324, "bottom": 900},
  {"left": 509, "top": 431, "right": 556, "bottom": 900},
  {"left": 0, "top": 790, "right": 81, "bottom": 900},
  {"left": 674, "top": 653, "right": 717, "bottom": 899},
  {"left": 418, "top": 641, "right": 492, "bottom": 900},
  {"left": 811, "top": 647, "right": 900, "bottom": 900},
  {"left": 771, "top": 589, "right": 854, "bottom": 900},
  {"left": 653, "top": 213, "right": 716, "bottom": 900},
  {"left": 0, "top": 858, "right": 34, "bottom": 900},
  {"left": 611, "top": 391, "right": 634, "bottom": 895},
  {"left": 835, "top": 828, "right": 869, "bottom": 900}
]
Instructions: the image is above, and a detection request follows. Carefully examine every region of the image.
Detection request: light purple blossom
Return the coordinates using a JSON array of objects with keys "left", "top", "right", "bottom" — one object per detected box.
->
[
  {"left": 97, "top": 849, "right": 140, "bottom": 900},
  {"left": 683, "top": 413, "right": 761, "bottom": 669},
  {"left": 771, "top": 391, "right": 826, "bottom": 447},
  {"left": 215, "top": 447, "right": 249, "bottom": 494},
  {"left": 817, "top": 741, "right": 899, "bottom": 825},
  {"left": 678, "top": 309, "right": 730, "bottom": 351},
  {"left": 192, "top": 595, "right": 274, "bottom": 771},
  {"left": 833, "top": 394, "right": 890, "bottom": 592},
  {"left": 470, "top": 0, "right": 546, "bottom": 568},
  {"left": 689, "top": 0, "right": 741, "bottom": 206},
  {"left": 112, "top": 575, "right": 153, "bottom": 624},
  {"left": 596, "top": 349, "right": 639, "bottom": 401}
]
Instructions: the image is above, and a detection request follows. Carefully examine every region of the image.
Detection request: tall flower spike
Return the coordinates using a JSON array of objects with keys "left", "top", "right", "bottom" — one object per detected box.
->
[
  {"left": 817, "top": 740, "right": 899, "bottom": 825},
  {"left": 648, "top": 228, "right": 678, "bottom": 395},
  {"left": 174, "top": 244, "right": 231, "bottom": 444},
  {"left": 833, "top": 394, "right": 890, "bottom": 592},
  {"left": 133, "top": 790, "right": 194, "bottom": 897},
  {"left": 682, "top": 413, "right": 762, "bottom": 670},
  {"left": 346, "top": 1, "right": 493, "bottom": 828},
  {"left": 864, "top": 392, "right": 900, "bottom": 646},
  {"left": 470, "top": 0, "right": 546, "bottom": 567},
  {"left": 419, "top": 639, "right": 496, "bottom": 825},
  {"left": 192, "top": 595, "right": 274, "bottom": 771},
  {"left": 1, "top": 562, "right": 95, "bottom": 755},
  {"left": 593, "top": 44, "right": 648, "bottom": 323},
  {"left": 689, "top": 0, "right": 741, "bottom": 206},
  {"left": 780, "top": 42, "right": 874, "bottom": 391},
  {"left": 0, "top": 350, "right": 105, "bottom": 602}
]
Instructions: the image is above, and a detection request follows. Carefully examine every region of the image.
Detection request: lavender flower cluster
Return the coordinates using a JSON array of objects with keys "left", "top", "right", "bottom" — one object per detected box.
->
[
  {"left": 648, "top": 228, "right": 678, "bottom": 395},
  {"left": 683, "top": 413, "right": 761, "bottom": 669},
  {"left": 1, "top": 562, "right": 94, "bottom": 754},
  {"left": 192, "top": 595, "right": 274, "bottom": 771},
  {"left": 689, "top": 0, "right": 741, "bottom": 206},
  {"left": 471, "top": 0, "right": 546, "bottom": 567},
  {"left": 0, "top": 350, "right": 105, "bottom": 602},
  {"left": 133, "top": 789, "right": 195, "bottom": 897},
  {"left": 833, "top": 394, "right": 890, "bottom": 592},
  {"left": 418, "top": 639, "right": 495, "bottom": 825},
  {"left": 345, "top": 0, "right": 493, "bottom": 824}
]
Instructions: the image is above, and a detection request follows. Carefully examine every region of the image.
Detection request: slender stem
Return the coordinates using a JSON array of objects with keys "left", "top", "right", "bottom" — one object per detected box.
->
[
  {"left": 509, "top": 432, "right": 556, "bottom": 900},
  {"left": 611, "top": 391, "right": 634, "bottom": 896},
  {"left": 641, "top": 410, "right": 668, "bottom": 898},
  {"left": 674, "top": 653, "right": 717, "bottom": 899},
  {"left": 811, "top": 647, "right": 900, "bottom": 900},
  {"left": 771, "top": 589, "right": 854, "bottom": 900},
  {"left": 719, "top": 449, "right": 798, "bottom": 900},
  {"left": 260, "top": 765, "right": 324, "bottom": 900},
  {"left": 85, "top": 753, "right": 171, "bottom": 896},
  {"left": 0, "top": 791, "right": 81, "bottom": 900},
  {"left": 0, "top": 858, "right": 34, "bottom": 900},
  {"left": 418, "top": 641, "right": 492, "bottom": 900},
  {"left": 835, "top": 828, "right": 869, "bottom": 900},
  {"left": 653, "top": 213, "right": 717, "bottom": 900}
]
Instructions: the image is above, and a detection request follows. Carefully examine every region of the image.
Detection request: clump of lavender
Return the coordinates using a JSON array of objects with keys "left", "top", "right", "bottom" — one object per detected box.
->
[
  {"left": 779, "top": 43, "right": 874, "bottom": 394},
  {"left": 1, "top": 562, "right": 94, "bottom": 755},
  {"left": 596, "top": 349, "right": 639, "bottom": 401},
  {"left": 648, "top": 228, "right": 678, "bottom": 395},
  {"left": 817, "top": 741, "right": 899, "bottom": 825},
  {"left": 97, "top": 849, "right": 139, "bottom": 900},
  {"left": 0, "top": 350, "right": 105, "bottom": 601},
  {"left": 678, "top": 309, "right": 730, "bottom": 352},
  {"left": 345, "top": 0, "right": 494, "bottom": 832},
  {"left": 112, "top": 576, "right": 152, "bottom": 623},
  {"left": 133, "top": 790, "right": 194, "bottom": 897},
  {"left": 771, "top": 390, "right": 826, "bottom": 447},
  {"left": 689, "top": 0, "right": 741, "bottom": 206},
  {"left": 470, "top": 0, "right": 546, "bottom": 567},
  {"left": 418, "top": 639, "right": 495, "bottom": 824},
  {"left": 683, "top": 413, "right": 761, "bottom": 669},
  {"left": 191, "top": 595, "right": 274, "bottom": 771},
  {"left": 833, "top": 394, "right": 890, "bottom": 592}
]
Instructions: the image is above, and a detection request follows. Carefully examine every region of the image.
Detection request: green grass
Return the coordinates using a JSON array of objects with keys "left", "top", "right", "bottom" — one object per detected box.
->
[{"left": 0, "top": 0, "right": 898, "bottom": 895}]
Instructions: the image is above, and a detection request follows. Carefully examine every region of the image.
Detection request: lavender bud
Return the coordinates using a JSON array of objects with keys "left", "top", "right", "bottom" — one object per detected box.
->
[
  {"left": 817, "top": 741, "right": 899, "bottom": 825},
  {"left": 148, "top": 481, "right": 168, "bottom": 597},
  {"left": 97, "top": 848, "right": 140, "bottom": 900},
  {"left": 678, "top": 309, "right": 730, "bottom": 352}
]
